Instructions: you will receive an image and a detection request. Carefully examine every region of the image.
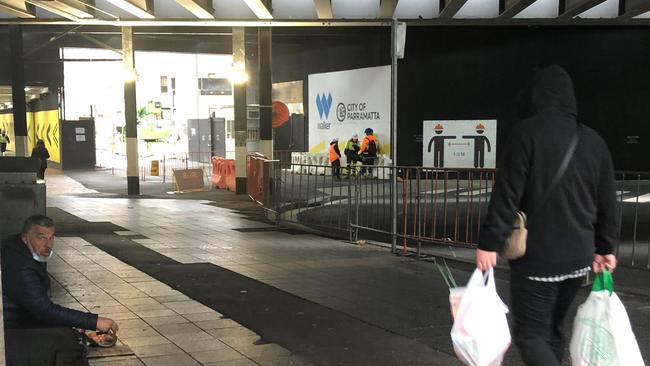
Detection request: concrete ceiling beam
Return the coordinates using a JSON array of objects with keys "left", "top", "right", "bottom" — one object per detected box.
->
[
  {"left": 558, "top": 0, "right": 607, "bottom": 18},
  {"left": 379, "top": 0, "right": 399, "bottom": 18},
  {"left": 175, "top": 0, "right": 213, "bottom": 19},
  {"left": 242, "top": 0, "right": 272, "bottom": 19},
  {"left": 619, "top": 0, "right": 650, "bottom": 17},
  {"left": 313, "top": 0, "right": 332, "bottom": 18},
  {"left": 0, "top": 0, "right": 35, "bottom": 17},
  {"left": 438, "top": 0, "right": 469, "bottom": 18},
  {"left": 499, "top": 0, "right": 536, "bottom": 17}
]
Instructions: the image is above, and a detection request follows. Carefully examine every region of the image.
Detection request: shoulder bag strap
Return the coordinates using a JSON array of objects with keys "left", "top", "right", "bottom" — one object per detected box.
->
[{"left": 527, "top": 123, "right": 581, "bottom": 220}]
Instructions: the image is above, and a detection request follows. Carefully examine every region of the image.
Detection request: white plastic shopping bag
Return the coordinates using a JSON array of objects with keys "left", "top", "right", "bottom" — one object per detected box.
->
[
  {"left": 450, "top": 268, "right": 511, "bottom": 366},
  {"left": 570, "top": 270, "right": 645, "bottom": 366}
]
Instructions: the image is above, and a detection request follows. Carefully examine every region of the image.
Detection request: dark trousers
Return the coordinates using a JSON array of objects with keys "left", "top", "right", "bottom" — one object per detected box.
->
[
  {"left": 6, "top": 327, "right": 89, "bottom": 366},
  {"left": 360, "top": 155, "right": 375, "bottom": 176},
  {"left": 38, "top": 164, "right": 47, "bottom": 179},
  {"left": 510, "top": 274, "right": 583, "bottom": 366},
  {"left": 331, "top": 159, "right": 341, "bottom": 179}
]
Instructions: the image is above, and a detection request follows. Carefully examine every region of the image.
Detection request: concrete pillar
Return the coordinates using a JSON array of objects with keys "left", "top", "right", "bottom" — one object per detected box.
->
[
  {"left": 122, "top": 27, "right": 140, "bottom": 195},
  {"left": 233, "top": 27, "right": 247, "bottom": 194},
  {"left": 9, "top": 25, "right": 28, "bottom": 157},
  {"left": 258, "top": 27, "right": 273, "bottom": 159}
]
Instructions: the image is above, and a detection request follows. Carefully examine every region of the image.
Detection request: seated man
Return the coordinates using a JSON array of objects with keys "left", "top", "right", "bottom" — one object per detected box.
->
[{"left": 2, "top": 214, "right": 119, "bottom": 366}]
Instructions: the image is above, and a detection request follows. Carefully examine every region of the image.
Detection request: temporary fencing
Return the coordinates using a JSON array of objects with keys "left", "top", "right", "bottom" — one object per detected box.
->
[
  {"left": 258, "top": 161, "right": 650, "bottom": 270},
  {"left": 614, "top": 171, "right": 650, "bottom": 269},
  {"left": 350, "top": 166, "right": 496, "bottom": 256},
  {"left": 211, "top": 157, "right": 235, "bottom": 191},
  {"left": 247, "top": 154, "right": 277, "bottom": 208},
  {"left": 95, "top": 149, "right": 213, "bottom": 188}
]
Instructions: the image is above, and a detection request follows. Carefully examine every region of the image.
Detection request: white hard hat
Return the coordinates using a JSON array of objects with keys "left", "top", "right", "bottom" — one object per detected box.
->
[
  {"left": 332, "top": 137, "right": 339, "bottom": 142},
  {"left": 352, "top": 134, "right": 358, "bottom": 139}
]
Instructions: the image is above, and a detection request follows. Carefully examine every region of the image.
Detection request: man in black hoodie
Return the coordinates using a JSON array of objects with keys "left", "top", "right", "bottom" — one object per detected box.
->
[{"left": 476, "top": 66, "right": 617, "bottom": 366}]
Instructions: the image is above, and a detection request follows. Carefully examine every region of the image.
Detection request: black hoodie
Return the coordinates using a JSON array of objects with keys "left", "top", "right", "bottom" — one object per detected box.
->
[{"left": 478, "top": 66, "right": 617, "bottom": 277}]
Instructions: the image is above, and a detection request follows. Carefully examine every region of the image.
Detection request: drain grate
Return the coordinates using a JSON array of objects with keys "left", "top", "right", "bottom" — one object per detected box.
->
[{"left": 233, "top": 227, "right": 309, "bottom": 235}]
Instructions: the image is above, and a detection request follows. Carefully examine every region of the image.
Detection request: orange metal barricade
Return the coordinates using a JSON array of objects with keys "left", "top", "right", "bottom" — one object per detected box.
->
[
  {"left": 211, "top": 157, "right": 236, "bottom": 192},
  {"left": 246, "top": 154, "right": 269, "bottom": 205}
]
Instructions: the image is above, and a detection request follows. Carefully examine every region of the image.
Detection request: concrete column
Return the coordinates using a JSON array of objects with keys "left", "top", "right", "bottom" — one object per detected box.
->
[
  {"left": 9, "top": 25, "right": 28, "bottom": 157},
  {"left": 258, "top": 27, "right": 273, "bottom": 159},
  {"left": 233, "top": 27, "right": 247, "bottom": 194},
  {"left": 122, "top": 26, "right": 140, "bottom": 195}
]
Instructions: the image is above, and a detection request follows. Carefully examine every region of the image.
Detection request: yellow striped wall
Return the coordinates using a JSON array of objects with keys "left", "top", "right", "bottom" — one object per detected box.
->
[{"left": 0, "top": 110, "right": 60, "bottom": 163}]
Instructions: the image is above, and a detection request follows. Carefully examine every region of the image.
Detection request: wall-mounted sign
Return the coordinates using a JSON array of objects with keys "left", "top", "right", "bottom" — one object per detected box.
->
[
  {"left": 308, "top": 66, "right": 390, "bottom": 154},
  {"left": 422, "top": 120, "right": 497, "bottom": 169}
]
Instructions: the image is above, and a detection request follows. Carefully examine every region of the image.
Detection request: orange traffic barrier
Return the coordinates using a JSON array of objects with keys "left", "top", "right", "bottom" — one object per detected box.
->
[{"left": 211, "top": 157, "right": 236, "bottom": 192}]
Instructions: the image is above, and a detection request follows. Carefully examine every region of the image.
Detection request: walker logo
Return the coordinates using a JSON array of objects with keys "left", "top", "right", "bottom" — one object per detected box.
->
[{"left": 316, "top": 93, "right": 333, "bottom": 120}]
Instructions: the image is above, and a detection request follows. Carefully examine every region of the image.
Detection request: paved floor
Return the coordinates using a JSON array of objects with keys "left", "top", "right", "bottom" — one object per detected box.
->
[
  {"left": 50, "top": 236, "right": 304, "bottom": 366},
  {"left": 43, "top": 168, "right": 650, "bottom": 365}
]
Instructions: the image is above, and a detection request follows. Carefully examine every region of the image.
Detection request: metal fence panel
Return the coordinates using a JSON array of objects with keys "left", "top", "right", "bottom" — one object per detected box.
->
[{"left": 241, "top": 160, "right": 650, "bottom": 270}]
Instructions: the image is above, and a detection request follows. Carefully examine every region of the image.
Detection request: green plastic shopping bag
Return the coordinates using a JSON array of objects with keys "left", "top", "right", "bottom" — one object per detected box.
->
[{"left": 569, "top": 270, "right": 645, "bottom": 366}]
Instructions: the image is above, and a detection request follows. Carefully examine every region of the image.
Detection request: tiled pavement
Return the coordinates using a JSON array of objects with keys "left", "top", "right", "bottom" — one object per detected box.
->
[
  {"left": 50, "top": 236, "right": 306, "bottom": 366},
  {"left": 45, "top": 171, "right": 467, "bottom": 365},
  {"left": 43, "top": 170, "right": 650, "bottom": 365}
]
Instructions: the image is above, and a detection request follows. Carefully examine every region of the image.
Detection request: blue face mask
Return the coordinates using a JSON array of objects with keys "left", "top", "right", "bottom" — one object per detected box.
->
[{"left": 32, "top": 250, "right": 53, "bottom": 263}]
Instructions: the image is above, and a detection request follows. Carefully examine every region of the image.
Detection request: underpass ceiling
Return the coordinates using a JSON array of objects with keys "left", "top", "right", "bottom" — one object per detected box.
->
[{"left": 0, "top": 0, "right": 649, "bottom": 24}]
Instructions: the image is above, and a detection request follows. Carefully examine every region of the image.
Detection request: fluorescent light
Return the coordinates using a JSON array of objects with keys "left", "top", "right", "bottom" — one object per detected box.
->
[
  {"left": 242, "top": 0, "right": 272, "bottom": 19},
  {"left": 24, "top": 87, "right": 30, "bottom": 91},
  {"left": 103, "top": 0, "right": 154, "bottom": 18}
]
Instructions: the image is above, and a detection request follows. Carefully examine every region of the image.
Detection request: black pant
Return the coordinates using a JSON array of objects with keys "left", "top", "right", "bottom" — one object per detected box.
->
[
  {"left": 331, "top": 159, "right": 340, "bottom": 179},
  {"left": 510, "top": 274, "right": 583, "bottom": 366},
  {"left": 6, "top": 327, "right": 89, "bottom": 366},
  {"left": 38, "top": 163, "right": 47, "bottom": 179},
  {"left": 360, "top": 155, "right": 375, "bottom": 176}
]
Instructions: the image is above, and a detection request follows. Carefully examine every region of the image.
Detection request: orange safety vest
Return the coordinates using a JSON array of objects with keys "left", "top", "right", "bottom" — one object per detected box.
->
[
  {"left": 329, "top": 143, "right": 340, "bottom": 162},
  {"left": 360, "top": 134, "right": 377, "bottom": 155}
]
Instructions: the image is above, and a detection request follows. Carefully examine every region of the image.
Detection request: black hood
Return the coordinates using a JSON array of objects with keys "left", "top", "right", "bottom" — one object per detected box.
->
[{"left": 517, "top": 65, "right": 577, "bottom": 119}]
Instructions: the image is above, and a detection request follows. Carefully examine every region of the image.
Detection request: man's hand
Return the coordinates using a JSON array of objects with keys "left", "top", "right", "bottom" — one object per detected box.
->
[
  {"left": 593, "top": 253, "right": 617, "bottom": 273},
  {"left": 476, "top": 249, "right": 497, "bottom": 271},
  {"left": 96, "top": 316, "right": 119, "bottom": 334}
]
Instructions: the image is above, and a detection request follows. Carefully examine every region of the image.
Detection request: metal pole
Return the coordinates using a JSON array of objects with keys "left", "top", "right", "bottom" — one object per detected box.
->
[
  {"left": 354, "top": 173, "right": 361, "bottom": 242},
  {"left": 417, "top": 168, "right": 422, "bottom": 257},
  {"left": 348, "top": 164, "right": 353, "bottom": 242},
  {"left": 632, "top": 174, "right": 640, "bottom": 266},
  {"left": 390, "top": 20, "right": 399, "bottom": 254}
]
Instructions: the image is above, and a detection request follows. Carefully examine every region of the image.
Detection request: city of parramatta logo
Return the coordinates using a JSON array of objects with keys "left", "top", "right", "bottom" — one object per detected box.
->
[
  {"left": 316, "top": 93, "right": 333, "bottom": 120},
  {"left": 316, "top": 92, "right": 381, "bottom": 129}
]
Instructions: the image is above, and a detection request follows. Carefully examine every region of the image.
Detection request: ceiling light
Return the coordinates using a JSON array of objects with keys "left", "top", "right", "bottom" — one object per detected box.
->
[
  {"left": 242, "top": 0, "right": 272, "bottom": 19},
  {"left": 24, "top": 87, "right": 30, "bottom": 91},
  {"left": 229, "top": 62, "right": 248, "bottom": 84},
  {"left": 103, "top": 0, "right": 154, "bottom": 19}
]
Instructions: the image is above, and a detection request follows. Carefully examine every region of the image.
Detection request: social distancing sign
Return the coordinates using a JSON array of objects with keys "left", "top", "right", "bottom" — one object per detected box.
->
[{"left": 422, "top": 120, "right": 496, "bottom": 169}]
